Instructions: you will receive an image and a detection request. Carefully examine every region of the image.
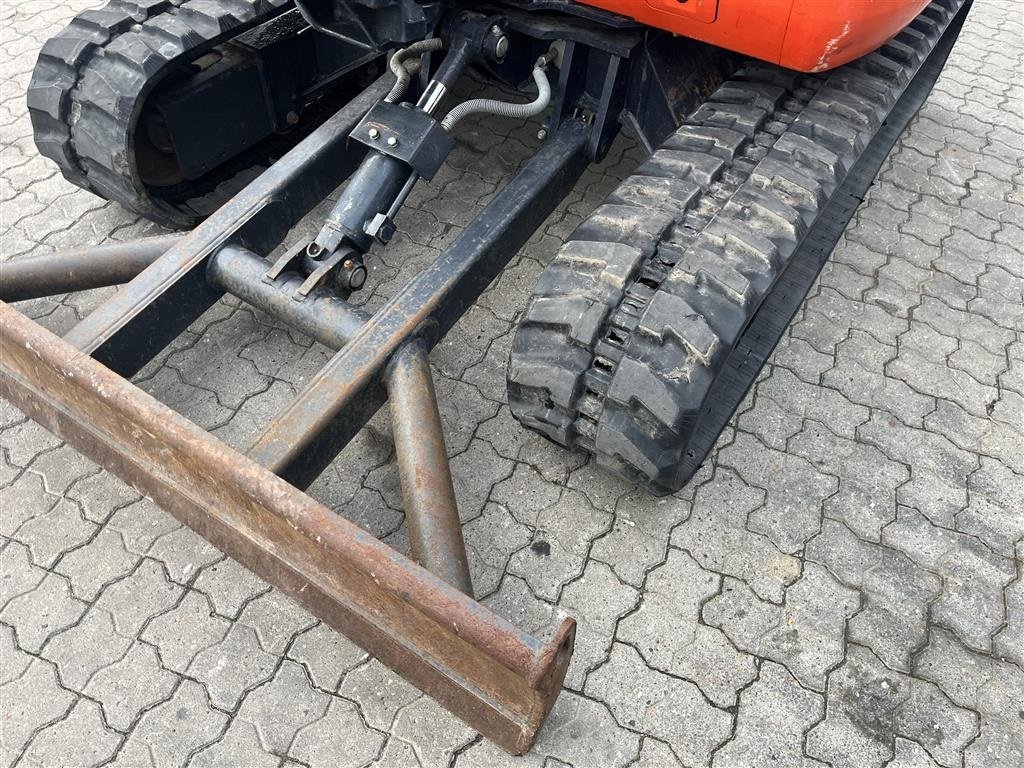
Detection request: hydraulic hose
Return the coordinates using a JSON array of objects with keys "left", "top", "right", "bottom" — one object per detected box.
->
[
  {"left": 385, "top": 38, "right": 445, "bottom": 103},
  {"left": 441, "top": 53, "right": 554, "bottom": 131}
]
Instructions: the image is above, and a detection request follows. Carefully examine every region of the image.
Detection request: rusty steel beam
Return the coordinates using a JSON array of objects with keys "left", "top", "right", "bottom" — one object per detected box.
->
[
  {"left": 0, "top": 235, "right": 179, "bottom": 303},
  {"left": 0, "top": 300, "right": 574, "bottom": 754}
]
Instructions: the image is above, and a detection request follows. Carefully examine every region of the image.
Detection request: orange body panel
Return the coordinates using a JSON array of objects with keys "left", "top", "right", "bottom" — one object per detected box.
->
[{"left": 577, "top": 0, "right": 932, "bottom": 72}]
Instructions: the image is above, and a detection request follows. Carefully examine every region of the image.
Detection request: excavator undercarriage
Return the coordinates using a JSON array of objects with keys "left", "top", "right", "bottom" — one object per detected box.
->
[{"left": 1, "top": 0, "right": 970, "bottom": 751}]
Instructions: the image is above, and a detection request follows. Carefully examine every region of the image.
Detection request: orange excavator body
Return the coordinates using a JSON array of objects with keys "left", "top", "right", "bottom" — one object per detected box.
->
[{"left": 577, "top": 0, "right": 932, "bottom": 72}]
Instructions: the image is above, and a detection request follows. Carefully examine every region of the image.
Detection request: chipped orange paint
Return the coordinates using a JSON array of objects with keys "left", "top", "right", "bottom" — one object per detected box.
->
[{"left": 577, "top": 0, "right": 932, "bottom": 72}]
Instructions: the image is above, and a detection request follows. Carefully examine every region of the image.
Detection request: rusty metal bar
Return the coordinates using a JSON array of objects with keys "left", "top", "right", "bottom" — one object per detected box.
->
[
  {"left": 62, "top": 74, "right": 391, "bottom": 378},
  {"left": 0, "top": 235, "right": 179, "bottom": 303},
  {"left": 247, "top": 118, "right": 592, "bottom": 487},
  {"left": 210, "top": 246, "right": 473, "bottom": 594},
  {"left": 0, "top": 300, "right": 573, "bottom": 754},
  {"left": 387, "top": 341, "right": 473, "bottom": 595}
]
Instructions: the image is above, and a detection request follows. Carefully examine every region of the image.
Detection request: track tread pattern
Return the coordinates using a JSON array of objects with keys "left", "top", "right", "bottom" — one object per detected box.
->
[
  {"left": 27, "top": 0, "right": 289, "bottom": 228},
  {"left": 508, "top": 0, "right": 964, "bottom": 494}
]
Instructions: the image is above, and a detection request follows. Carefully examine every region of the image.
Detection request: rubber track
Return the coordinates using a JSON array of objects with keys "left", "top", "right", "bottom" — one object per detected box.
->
[
  {"left": 27, "top": 0, "right": 290, "bottom": 229},
  {"left": 508, "top": 0, "right": 968, "bottom": 495}
]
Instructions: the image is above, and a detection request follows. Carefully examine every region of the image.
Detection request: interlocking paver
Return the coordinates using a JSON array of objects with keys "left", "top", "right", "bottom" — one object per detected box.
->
[
  {"left": 16, "top": 698, "right": 120, "bottom": 768},
  {"left": 85, "top": 643, "right": 175, "bottom": 733},
  {"left": 42, "top": 605, "right": 132, "bottom": 691},
  {"left": 712, "top": 661, "right": 825, "bottom": 768},
  {"left": 2, "top": 0, "right": 1022, "bottom": 765},
  {"left": 107, "top": 679, "right": 227, "bottom": 768}
]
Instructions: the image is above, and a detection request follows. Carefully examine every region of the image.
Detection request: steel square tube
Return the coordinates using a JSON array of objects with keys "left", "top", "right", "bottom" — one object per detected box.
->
[
  {"left": 62, "top": 75, "right": 391, "bottom": 378},
  {"left": 247, "top": 118, "right": 592, "bottom": 487},
  {"left": 0, "top": 301, "right": 573, "bottom": 754}
]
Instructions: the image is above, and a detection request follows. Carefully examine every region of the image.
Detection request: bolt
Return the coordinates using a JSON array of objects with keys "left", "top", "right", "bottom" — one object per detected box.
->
[
  {"left": 494, "top": 35, "right": 509, "bottom": 60},
  {"left": 286, "top": 111, "right": 299, "bottom": 126},
  {"left": 537, "top": 128, "right": 547, "bottom": 141},
  {"left": 368, "top": 127, "right": 380, "bottom": 140},
  {"left": 491, "top": 24, "right": 503, "bottom": 36},
  {"left": 387, "top": 136, "right": 399, "bottom": 147}
]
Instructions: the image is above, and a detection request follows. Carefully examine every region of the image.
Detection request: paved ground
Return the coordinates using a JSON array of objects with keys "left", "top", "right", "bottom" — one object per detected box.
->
[{"left": 2, "top": 1, "right": 1022, "bottom": 767}]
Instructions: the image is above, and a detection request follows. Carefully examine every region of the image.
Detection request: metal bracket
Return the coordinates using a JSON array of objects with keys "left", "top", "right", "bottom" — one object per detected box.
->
[{"left": 351, "top": 100, "right": 455, "bottom": 179}]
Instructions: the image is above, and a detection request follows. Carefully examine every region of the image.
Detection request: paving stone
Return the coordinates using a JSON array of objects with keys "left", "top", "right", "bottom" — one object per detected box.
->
[
  {"left": 141, "top": 591, "right": 231, "bottom": 674},
  {"left": 287, "top": 622, "right": 368, "bottom": 692},
  {"left": 238, "top": 589, "right": 317, "bottom": 655},
  {"left": 0, "top": 658, "right": 75, "bottom": 767},
  {"left": 585, "top": 642, "right": 732, "bottom": 766},
  {"left": 108, "top": 679, "right": 227, "bottom": 768},
  {"left": 42, "top": 606, "right": 132, "bottom": 691},
  {"left": 959, "top": 457, "right": 1024, "bottom": 558},
  {"left": 806, "top": 645, "right": 911, "bottom": 768},
  {"left": 671, "top": 469, "right": 799, "bottom": 603},
  {"left": 964, "top": 713, "right": 1024, "bottom": 768},
  {"left": 17, "top": 698, "right": 120, "bottom": 768},
  {"left": 107, "top": 498, "right": 182, "bottom": 556},
  {"left": 96, "top": 558, "right": 182, "bottom": 637},
  {"left": 531, "top": 690, "right": 641, "bottom": 768},
  {"left": 722, "top": 433, "right": 837, "bottom": 555},
  {"left": 0, "top": 623, "right": 32, "bottom": 685},
  {"left": 26, "top": 445, "right": 98, "bottom": 496},
  {"left": 559, "top": 559, "right": 639, "bottom": 690},
  {"left": 290, "top": 698, "right": 386, "bottom": 768},
  {"left": 630, "top": 737, "right": 684, "bottom": 768},
  {"left": 888, "top": 737, "right": 943, "bottom": 768},
  {"left": 0, "top": 539, "right": 45, "bottom": 610},
  {"left": 0, "top": 421, "right": 62, "bottom": 468},
  {"left": 931, "top": 537, "right": 1015, "bottom": 653},
  {"left": 462, "top": 501, "right": 533, "bottom": 598},
  {"left": 192, "top": 557, "right": 270, "bottom": 619},
  {"left": 789, "top": 427, "right": 906, "bottom": 541},
  {"left": 238, "top": 660, "right": 330, "bottom": 755},
  {"left": 450, "top": 439, "right": 516, "bottom": 523},
  {"left": 339, "top": 660, "right": 421, "bottom": 732},
  {"left": 66, "top": 471, "right": 140, "bottom": 525},
  {"left": 391, "top": 696, "right": 478, "bottom": 768},
  {"left": 805, "top": 518, "right": 882, "bottom": 589},
  {"left": 147, "top": 526, "right": 224, "bottom": 585},
  {"left": 703, "top": 577, "right": 782, "bottom": 653},
  {"left": 13, "top": 497, "right": 96, "bottom": 568},
  {"left": 189, "top": 719, "right": 280, "bottom": 768},
  {"left": 187, "top": 624, "right": 278, "bottom": 710},
  {"left": 0, "top": 470, "right": 58, "bottom": 538},
  {"left": 1, "top": 572, "right": 87, "bottom": 653},
  {"left": 85, "top": 641, "right": 178, "bottom": 732},
  {"left": 370, "top": 737, "right": 423, "bottom": 768},
  {"left": 713, "top": 661, "right": 826, "bottom": 768},
  {"left": 617, "top": 550, "right": 755, "bottom": 706},
  {"left": 54, "top": 526, "right": 140, "bottom": 601},
  {"left": 993, "top": 540, "right": 1023, "bottom": 668},
  {"left": 848, "top": 550, "right": 941, "bottom": 672},
  {"left": 507, "top": 489, "right": 611, "bottom": 601},
  {"left": 757, "top": 563, "right": 860, "bottom": 692},
  {"left": 894, "top": 679, "right": 979, "bottom": 768}
]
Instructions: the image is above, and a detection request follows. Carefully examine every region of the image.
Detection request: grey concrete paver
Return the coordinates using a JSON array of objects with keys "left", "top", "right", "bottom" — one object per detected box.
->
[{"left": 1, "top": 0, "right": 1022, "bottom": 766}]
